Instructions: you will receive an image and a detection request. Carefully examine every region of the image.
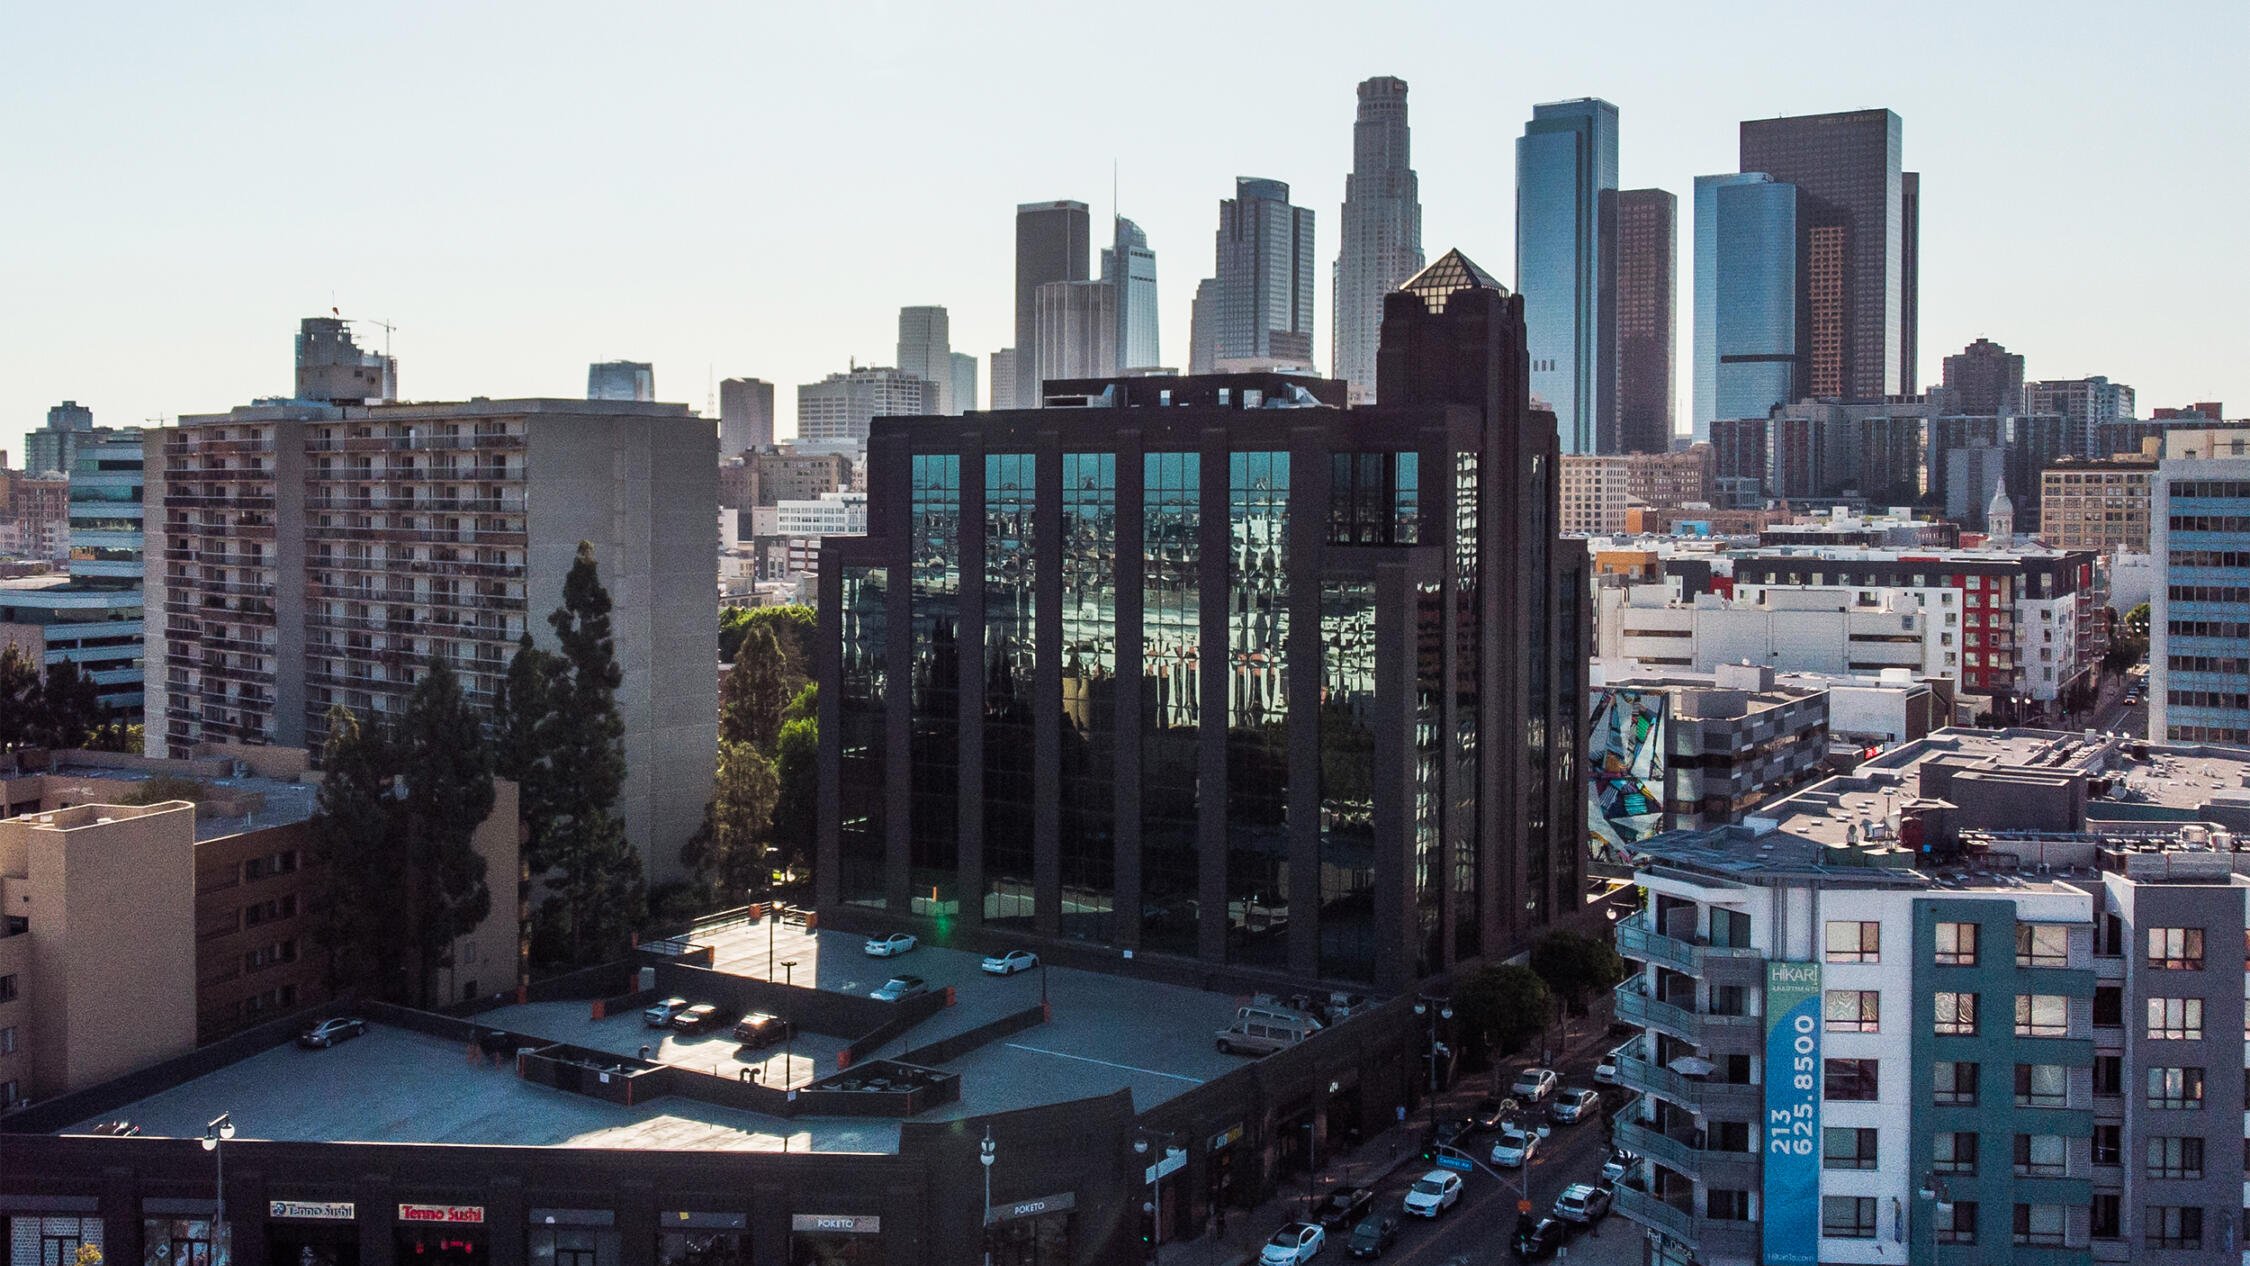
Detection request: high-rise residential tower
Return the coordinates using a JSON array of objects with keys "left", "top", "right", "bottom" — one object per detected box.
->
[
  {"left": 2025, "top": 375, "right": 2137, "bottom": 458},
  {"left": 1738, "top": 108, "right": 1917, "bottom": 402},
  {"left": 587, "top": 360, "right": 655, "bottom": 402},
  {"left": 1202, "top": 178, "right": 1316, "bottom": 367},
  {"left": 718, "top": 377, "right": 776, "bottom": 453},
  {"left": 896, "top": 306, "right": 958, "bottom": 414},
  {"left": 796, "top": 367, "right": 936, "bottom": 446},
  {"left": 1516, "top": 98, "right": 1619, "bottom": 453},
  {"left": 1100, "top": 216, "right": 1160, "bottom": 372},
  {"left": 295, "top": 318, "right": 397, "bottom": 407},
  {"left": 1332, "top": 75, "right": 1424, "bottom": 405},
  {"left": 1613, "top": 188, "right": 1675, "bottom": 453},
  {"left": 1013, "top": 201, "right": 1091, "bottom": 407},
  {"left": 1936, "top": 337, "right": 2024, "bottom": 416},
  {"left": 25, "top": 401, "right": 96, "bottom": 476}
]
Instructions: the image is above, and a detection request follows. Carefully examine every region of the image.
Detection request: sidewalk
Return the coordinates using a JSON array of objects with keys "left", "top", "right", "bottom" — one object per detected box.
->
[{"left": 1161, "top": 1019, "right": 1622, "bottom": 1266}]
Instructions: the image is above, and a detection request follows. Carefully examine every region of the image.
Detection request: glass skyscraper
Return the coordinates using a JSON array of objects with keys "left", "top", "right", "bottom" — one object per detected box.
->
[
  {"left": 1332, "top": 75, "right": 1423, "bottom": 406},
  {"left": 1691, "top": 172, "right": 1769, "bottom": 442},
  {"left": 1201, "top": 178, "right": 1316, "bottom": 368},
  {"left": 1711, "top": 178, "right": 1802, "bottom": 424},
  {"left": 1515, "top": 98, "right": 1617, "bottom": 454},
  {"left": 1100, "top": 216, "right": 1161, "bottom": 373}
]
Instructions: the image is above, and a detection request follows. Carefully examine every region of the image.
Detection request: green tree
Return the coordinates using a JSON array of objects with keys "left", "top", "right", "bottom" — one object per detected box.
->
[
  {"left": 0, "top": 643, "right": 41, "bottom": 750},
  {"left": 718, "top": 606, "right": 754, "bottom": 662},
  {"left": 492, "top": 634, "right": 564, "bottom": 871},
  {"left": 740, "top": 604, "right": 815, "bottom": 680},
  {"left": 26, "top": 658, "right": 104, "bottom": 749},
  {"left": 719, "top": 621, "right": 798, "bottom": 750},
  {"left": 770, "top": 684, "right": 818, "bottom": 877},
  {"left": 398, "top": 657, "right": 495, "bottom": 1007},
  {"left": 1529, "top": 929, "right": 1628, "bottom": 1019},
  {"left": 1451, "top": 964, "right": 1554, "bottom": 1067},
  {"left": 307, "top": 705, "right": 406, "bottom": 997},
  {"left": 681, "top": 739, "right": 778, "bottom": 901},
  {"left": 2124, "top": 601, "right": 2150, "bottom": 640},
  {"left": 542, "top": 542, "right": 644, "bottom": 964}
]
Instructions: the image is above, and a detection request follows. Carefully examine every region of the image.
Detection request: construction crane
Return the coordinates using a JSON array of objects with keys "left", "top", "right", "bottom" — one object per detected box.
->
[{"left": 341, "top": 314, "right": 398, "bottom": 359}]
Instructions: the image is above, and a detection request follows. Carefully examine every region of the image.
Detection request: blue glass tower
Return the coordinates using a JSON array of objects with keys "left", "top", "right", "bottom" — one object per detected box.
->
[
  {"left": 1515, "top": 98, "right": 1617, "bottom": 454},
  {"left": 1711, "top": 179, "right": 1802, "bottom": 424},
  {"left": 1691, "top": 173, "right": 1768, "bottom": 442}
]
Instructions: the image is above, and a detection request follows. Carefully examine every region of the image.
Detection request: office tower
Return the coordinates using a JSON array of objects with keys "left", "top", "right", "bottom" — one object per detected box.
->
[
  {"left": 1899, "top": 172, "right": 1919, "bottom": 393},
  {"left": 718, "top": 377, "right": 776, "bottom": 454},
  {"left": 587, "top": 360, "right": 655, "bottom": 402},
  {"left": 1517, "top": 99, "right": 1619, "bottom": 453},
  {"left": 989, "top": 349, "right": 1018, "bottom": 412},
  {"left": 2151, "top": 426, "right": 2250, "bottom": 744},
  {"left": 2040, "top": 453, "right": 2156, "bottom": 552},
  {"left": 795, "top": 367, "right": 936, "bottom": 445},
  {"left": 1187, "top": 279, "right": 1219, "bottom": 375},
  {"left": 1739, "top": 108, "right": 1914, "bottom": 402},
  {"left": 818, "top": 247, "right": 1586, "bottom": 988},
  {"left": 1614, "top": 188, "right": 1676, "bottom": 453},
  {"left": 1100, "top": 216, "right": 1161, "bottom": 372},
  {"left": 1205, "top": 178, "right": 1317, "bottom": 367},
  {"left": 1033, "top": 280, "right": 1117, "bottom": 387},
  {"left": 1690, "top": 174, "right": 1771, "bottom": 442},
  {"left": 1332, "top": 75, "right": 1424, "bottom": 405},
  {"left": 24, "top": 401, "right": 95, "bottom": 476},
  {"left": 1707, "top": 177, "right": 1802, "bottom": 423},
  {"left": 896, "top": 306, "right": 957, "bottom": 415},
  {"left": 949, "top": 352, "right": 978, "bottom": 415},
  {"left": 143, "top": 396, "right": 716, "bottom": 878},
  {"left": 2025, "top": 375, "right": 2136, "bottom": 458},
  {"left": 1014, "top": 201, "right": 1091, "bottom": 407},
  {"left": 1938, "top": 337, "right": 2024, "bottom": 415},
  {"left": 295, "top": 318, "right": 397, "bottom": 406},
  {"left": 0, "top": 426, "right": 146, "bottom": 717}
]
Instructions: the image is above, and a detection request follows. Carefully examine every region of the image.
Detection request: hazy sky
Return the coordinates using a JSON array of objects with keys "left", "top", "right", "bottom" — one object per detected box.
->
[{"left": 6, "top": 0, "right": 2245, "bottom": 462}]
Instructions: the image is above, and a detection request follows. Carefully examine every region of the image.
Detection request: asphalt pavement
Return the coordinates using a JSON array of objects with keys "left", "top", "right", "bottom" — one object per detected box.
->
[{"left": 1168, "top": 1022, "right": 1639, "bottom": 1265}]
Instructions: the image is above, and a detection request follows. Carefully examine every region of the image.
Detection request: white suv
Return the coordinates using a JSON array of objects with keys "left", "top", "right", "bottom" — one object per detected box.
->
[{"left": 1401, "top": 1170, "right": 1462, "bottom": 1218}]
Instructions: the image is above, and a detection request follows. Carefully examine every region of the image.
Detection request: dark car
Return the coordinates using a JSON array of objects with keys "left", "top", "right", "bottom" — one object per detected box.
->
[
  {"left": 1315, "top": 1187, "right": 1375, "bottom": 1233},
  {"left": 1469, "top": 1097, "right": 1508, "bottom": 1131},
  {"left": 1432, "top": 1115, "right": 1477, "bottom": 1147},
  {"left": 1345, "top": 1214, "right": 1401, "bottom": 1259},
  {"left": 297, "top": 1017, "right": 367, "bottom": 1049},
  {"left": 733, "top": 1012, "right": 794, "bottom": 1047},
  {"left": 671, "top": 1003, "right": 724, "bottom": 1033},
  {"left": 1514, "top": 1216, "right": 1570, "bottom": 1259}
]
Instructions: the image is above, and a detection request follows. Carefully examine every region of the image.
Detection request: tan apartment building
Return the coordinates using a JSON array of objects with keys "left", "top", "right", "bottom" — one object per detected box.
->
[
  {"left": 1560, "top": 454, "right": 1634, "bottom": 534},
  {"left": 1620, "top": 443, "right": 1713, "bottom": 509},
  {"left": 0, "top": 746, "right": 520, "bottom": 1105},
  {"left": 2039, "top": 451, "right": 2155, "bottom": 552},
  {"left": 144, "top": 397, "right": 715, "bottom": 880}
]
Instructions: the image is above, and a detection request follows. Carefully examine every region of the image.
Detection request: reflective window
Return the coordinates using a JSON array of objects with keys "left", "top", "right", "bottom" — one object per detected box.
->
[
  {"left": 909, "top": 455, "right": 961, "bottom": 918},
  {"left": 1059, "top": 453, "right": 1117, "bottom": 940},
  {"left": 983, "top": 454, "right": 1037, "bottom": 926},
  {"left": 1225, "top": 451, "right": 1290, "bottom": 968},
  {"left": 1140, "top": 452, "right": 1201, "bottom": 955},
  {"left": 837, "top": 566, "right": 888, "bottom": 907},
  {"left": 1318, "top": 580, "right": 1377, "bottom": 981},
  {"left": 1452, "top": 451, "right": 1481, "bottom": 959}
]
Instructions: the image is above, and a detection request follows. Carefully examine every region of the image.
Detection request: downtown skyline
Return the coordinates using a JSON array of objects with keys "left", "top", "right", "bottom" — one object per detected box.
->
[{"left": 5, "top": 0, "right": 2243, "bottom": 458}]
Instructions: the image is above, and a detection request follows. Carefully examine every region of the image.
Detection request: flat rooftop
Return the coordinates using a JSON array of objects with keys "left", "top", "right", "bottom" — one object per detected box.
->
[
  {"left": 41, "top": 763, "right": 316, "bottom": 842},
  {"left": 70, "top": 922, "right": 1313, "bottom": 1152}
]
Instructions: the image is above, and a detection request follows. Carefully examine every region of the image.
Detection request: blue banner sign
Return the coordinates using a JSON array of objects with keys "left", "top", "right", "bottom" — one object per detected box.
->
[
  {"left": 1433, "top": 1146, "right": 1474, "bottom": 1172},
  {"left": 1763, "top": 961, "right": 1821, "bottom": 1265}
]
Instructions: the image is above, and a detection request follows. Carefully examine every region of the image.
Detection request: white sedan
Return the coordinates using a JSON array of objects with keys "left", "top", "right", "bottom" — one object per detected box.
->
[
  {"left": 863, "top": 932, "right": 918, "bottom": 957},
  {"left": 1259, "top": 1222, "right": 1324, "bottom": 1264},
  {"left": 981, "top": 950, "right": 1040, "bottom": 975}
]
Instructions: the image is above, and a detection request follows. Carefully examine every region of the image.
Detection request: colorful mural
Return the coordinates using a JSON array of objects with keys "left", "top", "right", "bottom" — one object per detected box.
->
[{"left": 1588, "top": 687, "right": 1666, "bottom": 863}]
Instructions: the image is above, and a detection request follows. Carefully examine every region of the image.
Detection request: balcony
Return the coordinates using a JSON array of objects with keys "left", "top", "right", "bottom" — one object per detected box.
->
[
  {"left": 1616, "top": 912, "right": 1763, "bottom": 978},
  {"left": 1614, "top": 1117, "right": 1758, "bottom": 1190},
  {"left": 1614, "top": 1053, "right": 1760, "bottom": 1116},
  {"left": 1614, "top": 980, "right": 1761, "bottom": 1053},
  {"left": 1613, "top": 1186, "right": 1758, "bottom": 1260}
]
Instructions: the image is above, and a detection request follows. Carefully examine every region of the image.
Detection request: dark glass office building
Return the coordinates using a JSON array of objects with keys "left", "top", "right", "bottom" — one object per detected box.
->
[{"left": 818, "top": 251, "right": 1588, "bottom": 991}]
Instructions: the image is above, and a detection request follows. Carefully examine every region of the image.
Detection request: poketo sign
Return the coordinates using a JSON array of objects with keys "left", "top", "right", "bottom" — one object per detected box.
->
[
  {"left": 1762, "top": 961, "right": 1821, "bottom": 1265},
  {"left": 398, "top": 1206, "right": 485, "bottom": 1225}
]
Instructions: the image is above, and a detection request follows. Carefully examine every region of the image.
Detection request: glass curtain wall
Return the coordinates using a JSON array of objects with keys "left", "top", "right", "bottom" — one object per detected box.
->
[
  {"left": 838, "top": 565, "right": 889, "bottom": 906},
  {"left": 983, "top": 453, "right": 1038, "bottom": 925},
  {"left": 1318, "top": 580, "right": 1378, "bottom": 981},
  {"left": 1451, "top": 451, "right": 1482, "bottom": 961},
  {"left": 909, "top": 455, "right": 962, "bottom": 918},
  {"left": 1140, "top": 452, "right": 1201, "bottom": 954},
  {"left": 1059, "top": 453, "right": 1118, "bottom": 939},
  {"left": 1225, "top": 451, "right": 1291, "bottom": 967}
]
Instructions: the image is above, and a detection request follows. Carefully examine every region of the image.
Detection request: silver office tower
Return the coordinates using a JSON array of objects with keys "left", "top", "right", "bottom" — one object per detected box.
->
[
  {"left": 1100, "top": 216, "right": 1160, "bottom": 372},
  {"left": 1332, "top": 75, "right": 1423, "bottom": 405},
  {"left": 1201, "top": 178, "right": 1316, "bottom": 367},
  {"left": 1698, "top": 175, "right": 1803, "bottom": 426},
  {"left": 1690, "top": 173, "right": 1771, "bottom": 441},
  {"left": 897, "top": 305, "right": 960, "bottom": 414},
  {"left": 1516, "top": 98, "right": 1618, "bottom": 454},
  {"left": 1014, "top": 201, "right": 1091, "bottom": 407}
]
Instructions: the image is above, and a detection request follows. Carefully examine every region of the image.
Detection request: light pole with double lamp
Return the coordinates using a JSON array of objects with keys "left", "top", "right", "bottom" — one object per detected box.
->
[
  {"left": 1916, "top": 1173, "right": 1953, "bottom": 1263},
  {"left": 201, "top": 1113, "right": 236, "bottom": 1262},
  {"left": 1132, "top": 1128, "right": 1184, "bottom": 1264},
  {"left": 980, "top": 1125, "right": 997, "bottom": 1266}
]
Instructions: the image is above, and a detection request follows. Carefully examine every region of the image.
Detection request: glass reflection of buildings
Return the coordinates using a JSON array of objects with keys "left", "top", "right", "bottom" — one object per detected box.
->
[{"left": 819, "top": 250, "right": 1587, "bottom": 990}]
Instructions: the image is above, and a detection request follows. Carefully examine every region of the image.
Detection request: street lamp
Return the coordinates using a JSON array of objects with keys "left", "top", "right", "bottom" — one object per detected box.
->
[
  {"left": 1132, "top": 1128, "right": 1184, "bottom": 1265},
  {"left": 979, "top": 1125, "right": 997, "bottom": 1266},
  {"left": 1916, "top": 1172, "right": 1953, "bottom": 1262},
  {"left": 1411, "top": 997, "right": 1453, "bottom": 1144},
  {"left": 201, "top": 1112, "right": 236, "bottom": 1260},
  {"left": 780, "top": 959, "right": 797, "bottom": 988}
]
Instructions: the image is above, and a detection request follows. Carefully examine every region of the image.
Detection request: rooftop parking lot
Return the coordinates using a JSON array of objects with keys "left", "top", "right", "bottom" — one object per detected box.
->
[
  {"left": 480, "top": 999, "right": 842, "bottom": 1090},
  {"left": 69, "top": 1024, "right": 901, "bottom": 1153}
]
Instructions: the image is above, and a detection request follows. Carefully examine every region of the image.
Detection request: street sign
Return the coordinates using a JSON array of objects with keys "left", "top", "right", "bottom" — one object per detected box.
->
[{"left": 1433, "top": 1146, "right": 1473, "bottom": 1172}]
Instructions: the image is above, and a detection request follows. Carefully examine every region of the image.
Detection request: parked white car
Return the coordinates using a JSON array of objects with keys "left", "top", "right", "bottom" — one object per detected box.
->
[
  {"left": 1401, "top": 1170, "right": 1462, "bottom": 1218},
  {"left": 863, "top": 932, "right": 918, "bottom": 957},
  {"left": 981, "top": 949, "right": 1039, "bottom": 975},
  {"left": 643, "top": 997, "right": 691, "bottom": 1027},
  {"left": 1489, "top": 1125, "right": 1539, "bottom": 1168},
  {"left": 1510, "top": 1066, "right": 1558, "bottom": 1102},
  {"left": 1259, "top": 1222, "right": 1325, "bottom": 1264}
]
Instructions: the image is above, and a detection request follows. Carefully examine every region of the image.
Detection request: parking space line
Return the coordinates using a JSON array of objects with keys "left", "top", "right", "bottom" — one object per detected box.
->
[{"left": 1000, "top": 1043, "right": 1207, "bottom": 1085}]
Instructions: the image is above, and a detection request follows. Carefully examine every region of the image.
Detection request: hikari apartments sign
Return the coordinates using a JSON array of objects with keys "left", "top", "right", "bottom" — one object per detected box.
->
[{"left": 1762, "top": 961, "right": 1821, "bottom": 1265}]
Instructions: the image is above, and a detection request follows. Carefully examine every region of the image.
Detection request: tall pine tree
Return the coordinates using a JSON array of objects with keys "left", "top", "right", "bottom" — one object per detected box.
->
[
  {"left": 398, "top": 657, "right": 495, "bottom": 1007},
  {"left": 718, "top": 620, "right": 798, "bottom": 750},
  {"left": 307, "top": 705, "right": 406, "bottom": 997},
  {"left": 492, "top": 633, "right": 562, "bottom": 871},
  {"left": 542, "top": 542, "right": 644, "bottom": 963}
]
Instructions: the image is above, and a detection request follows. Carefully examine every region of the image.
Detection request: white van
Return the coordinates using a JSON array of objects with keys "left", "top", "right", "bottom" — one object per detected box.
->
[{"left": 1216, "top": 1013, "right": 1318, "bottom": 1056}]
